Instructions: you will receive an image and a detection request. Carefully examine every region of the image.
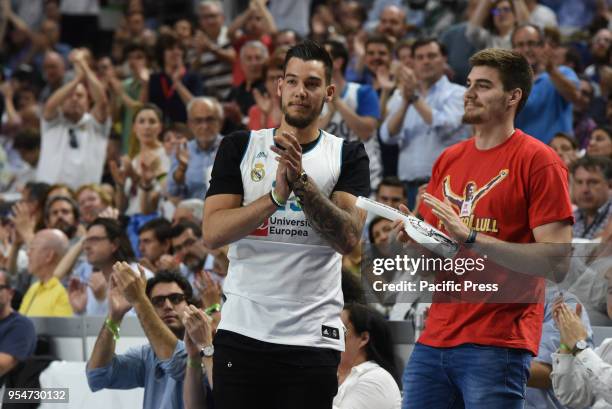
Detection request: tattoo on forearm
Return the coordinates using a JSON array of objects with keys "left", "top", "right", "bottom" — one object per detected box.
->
[{"left": 295, "top": 179, "right": 361, "bottom": 254}]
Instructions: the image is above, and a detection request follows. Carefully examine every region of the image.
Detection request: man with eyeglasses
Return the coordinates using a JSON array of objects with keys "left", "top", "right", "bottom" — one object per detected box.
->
[
  {"left": 512, "top": 23, "right": 580, "bottom": 144},
  {"left": 168, "top": 97, "right": 224, "bottom": 200},
  {"left": 36, "top": 48, "right": 110, "bottom": 190},
  {"left": 87, "top": 266, "right": 208, "bottom": 409},
  {"left": 0, "top": 270, "right": 36, "bottom": 384}
]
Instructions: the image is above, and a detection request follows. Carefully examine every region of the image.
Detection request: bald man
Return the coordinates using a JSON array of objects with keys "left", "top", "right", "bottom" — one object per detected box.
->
[
  {"left": 19, "top": 229, "right": 73, "bottom": 317},
  {"left": 377, "top": 5, "right": 408, "bottom": 42},
  {"left": 40, "top": 51, "right": 67, "bottom": 102}
]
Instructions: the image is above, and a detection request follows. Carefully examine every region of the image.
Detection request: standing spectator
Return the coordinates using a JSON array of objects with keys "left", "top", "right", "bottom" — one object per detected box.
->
[
  {"left": 513, "top": 24, "right": 580, "bottom": 144},
  {"left": 334, "top": 303, "right": 401, "bottom": 409},
  {"left": 0, "top": 270, "right": 36, "bottom": 382},
  {"left": 320, "top": 40, "right": 382, "bottom": 191},
  {"left": 248, "top": 55, "right": 284, "bottom": 130},
  {"left": 168, "top": 97, "right": 223, "bottom": 200},
  {"left": 19, "top": 229, "right": 72, "bottom": 317},
  {"left": 31, "top": 18, "right": 72, "bottom": 69},
  {"left": 36, "top": 49, "right": 110, "bottom": 189},
  {"left": 571, "top": 156, "right": 611, "bottom": 240},
  {"left": 191, "top": 0, "right": 236, "bottom": 101},
  {"left": 380, "top": 38, "right": 469, "bottom": 209},
  {"left": 466, "top": 0, "right": 529, "bottom": 50},
  {"left": 573, "top": 77, "right": 598, "bottom": 149},
  {"left": 146, "top": 33, "right": 203, "bottom": 124},
  {"left": 587, "top": 126, "right": 612, "bottom": 159},
  {"left": 44, "top": 195, "right": 80, "bottom": 241},
  {"left": 226, "top": 40, "right": 267, "bottom": 118}
]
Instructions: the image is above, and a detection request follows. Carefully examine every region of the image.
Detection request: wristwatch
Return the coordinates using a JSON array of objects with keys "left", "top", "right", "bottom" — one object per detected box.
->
[
  {"left": 199, "top": 344, "right": 214, "bottom": 358},
  {"left": 572, "top": 339, "right": 588, "bottom": 356}
]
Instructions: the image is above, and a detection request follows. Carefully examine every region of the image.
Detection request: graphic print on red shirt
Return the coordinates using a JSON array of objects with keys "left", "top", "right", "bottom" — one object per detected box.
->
[{"left": 417, "top": 129, "right": 573, "bottom": 355}]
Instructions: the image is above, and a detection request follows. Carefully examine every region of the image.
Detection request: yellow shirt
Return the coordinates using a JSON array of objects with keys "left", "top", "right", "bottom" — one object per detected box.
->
[{"left": 19, "top": 277, "right": 73, "bottom": 317}]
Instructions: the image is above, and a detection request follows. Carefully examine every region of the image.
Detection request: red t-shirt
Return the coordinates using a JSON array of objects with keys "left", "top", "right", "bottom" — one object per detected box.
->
[{"left": 417, "top": 129, "right": 573, "bottom": 355}]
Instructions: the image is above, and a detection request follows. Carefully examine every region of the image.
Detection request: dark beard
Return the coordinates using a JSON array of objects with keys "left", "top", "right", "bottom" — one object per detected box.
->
[
  {"left": 53, "top": 220, "right": 77, "bottom": 239},
  {"left": 282, "top": 98, "right": 325, "bottom": 129},
  {"left": 462, "top": 112, "right": 483, "bottom": 124}
]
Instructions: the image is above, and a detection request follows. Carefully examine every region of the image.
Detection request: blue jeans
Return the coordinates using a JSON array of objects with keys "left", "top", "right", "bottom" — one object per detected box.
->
[{"left": 402, "top": 343, "right": 532, "bottom": 409}]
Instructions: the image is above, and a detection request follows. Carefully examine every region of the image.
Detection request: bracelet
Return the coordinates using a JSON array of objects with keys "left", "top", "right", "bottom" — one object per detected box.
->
[
  {"left": 465, "top": 229, "right": 477, "bottom": 244},
  {"left": 559, "top": 343, "right": 571, "bottom": 352},
  {"left": 187, "top": 357, "right": 203, "bottom": 369},
  {"left": 269, "top": 189, "right": 286, "bottom": 207},
  {"left": 105, "top": 318, "right": 121, "bottom": 341},
  {"left": 204, "top": 303, "right": 221, "bottom": 315}
]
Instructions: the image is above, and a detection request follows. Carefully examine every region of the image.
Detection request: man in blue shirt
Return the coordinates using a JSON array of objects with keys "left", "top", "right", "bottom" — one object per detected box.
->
[
  {"left": 86, "top": 268, "right": 208, "bottom": 409},
  {"left": 513, "top": 24, "right": 580, "bottom": 144},
  {"left": 168, "top": 97, "right": 223, "bottom": 200},
  {"left": 380, "top": 38, "right": 469, "bottom": 209},
  {"left": 0, "top": 270, "right": 36, "bottom": 383}
]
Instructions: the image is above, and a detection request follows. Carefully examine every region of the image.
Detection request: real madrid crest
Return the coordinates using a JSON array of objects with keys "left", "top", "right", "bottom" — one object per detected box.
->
[{"left": 250, "top": 163, "right": 265, "bottom": 182}]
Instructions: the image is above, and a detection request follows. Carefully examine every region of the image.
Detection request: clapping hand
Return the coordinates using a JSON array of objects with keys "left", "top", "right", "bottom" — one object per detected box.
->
[
  {"left": 195, "top": 270, "right": 222, "bottom": 309},
  {"left": 68, "top": 277, "right": 88, "bottom": 314},
  {"left": 112, "top": 262, "right": 147, "bottom": 305},
  {"left": 553, "top": 301, "right": 588, "bottom": 351},
  {"left": 183, "top": 305, "right": 213, "bottom": 356}
]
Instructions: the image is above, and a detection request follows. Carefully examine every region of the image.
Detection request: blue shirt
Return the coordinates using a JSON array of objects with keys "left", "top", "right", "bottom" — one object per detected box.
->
[
  {"left": 379, "top": 75, "right": 470, "bottom": 181},
  {"left": 525, "top": 287, "right": 593, "bottom": 409},
  {"left": 515, "top": 66, "right": 579, "bottom": 144},
  {"left": 0, "top": 311, "right": 36, "bottom": 361},
  {"left": 87, "top": 340, "right": 189, "bottom": 409},
  {"left": 167, "top": 136, "right": 222, "bottom": 200}
]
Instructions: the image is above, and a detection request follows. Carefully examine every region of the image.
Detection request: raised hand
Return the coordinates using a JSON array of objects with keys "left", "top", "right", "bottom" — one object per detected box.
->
[
  {"left": 108, "top": 273, "right": 131, "bottom": 322},
  {"left": 156, "top": 254, "right": 181, "bottom": 273},
  {"left": 183, "top": 305, "right": 213, "bottom": 348},
  {"left": 176, "top": 142, "right": 190, "bottom": 169},
  {"left": 109, "top": 159, "right": 128, "bottom": 188},
  {"left": 253, "top": 89, "right": 272, "bottom": 115},
  {"left": 140, "top": 151, "right": 161, "bottom": 186},
  {"left": 112, "top": 262, "right": 147, "bottom": 305},
  {"left": 270, "top": 131, "right": 303, "bottom": 185},
  {"left": 376, "top": 65, "right": 395, "bottom": 91},
  {"left": 98, "top": 206, "right": 120, "bottom": 220},
  {"left": 195, "top": 270, "right": 222, "bottom": 309},
  {"left": 398, "top": 66, "right": 417, "bottom": 100},
  {"left": 10, "top": 201, "right": 35, "bottom": 245},
  {"left": 89, "top": 270, "right": 108, "bottom": 301},
  {"left": 68, "top": 277, "right": 88, "bottom": 314},
  {"left": 553, "top": 303, "right": 588, "bottom": 350}
]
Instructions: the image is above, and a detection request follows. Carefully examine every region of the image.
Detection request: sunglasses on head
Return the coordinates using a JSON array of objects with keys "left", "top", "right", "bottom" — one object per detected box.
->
[{"left": 151, "top": 293, "right": 187, "bottom": 308}]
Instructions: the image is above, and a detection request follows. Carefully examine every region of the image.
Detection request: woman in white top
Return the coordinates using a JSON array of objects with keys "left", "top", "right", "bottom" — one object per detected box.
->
[
  {"left": 334, "top": 303, "right": 402, "bottom": 409},
  {"left": 110, "top": 104, "right": 170, "bottom": 216},
  {"left": 466, "top": 0, "right": 529, "bottom": 50}
]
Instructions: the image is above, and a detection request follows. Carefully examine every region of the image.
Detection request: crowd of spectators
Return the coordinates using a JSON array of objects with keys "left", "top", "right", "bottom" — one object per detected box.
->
[{"left": 0, "top": 0, "right": 610, "bottom": 408}]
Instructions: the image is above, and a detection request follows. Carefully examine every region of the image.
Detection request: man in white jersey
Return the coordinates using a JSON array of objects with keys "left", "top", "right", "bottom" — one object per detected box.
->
[
  {"left": 319, "top": 39, "right": 382, "bottom": 191},
  {"left": 203, "top": 41, "right": 370, "bottom": 409}
]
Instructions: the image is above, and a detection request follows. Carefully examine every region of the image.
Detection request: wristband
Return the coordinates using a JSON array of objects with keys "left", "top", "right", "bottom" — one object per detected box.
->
[
  {"left": 187, "top": 357, "right": 203, "bottom": 369},
  {"left": 465, "top": 229, "right": 477, "bottom": 244},
  {"left": 559, "top": 343, "right": 571, "bottom": 352},
  {"left": 105, "top": 318, "right": 121, "bottom": 341},
  {"left": 204, "top": 303, "right": 221, "bottom": 315},
  {"left": 269, "top": 189, "right": 286, "bottom": 207}
]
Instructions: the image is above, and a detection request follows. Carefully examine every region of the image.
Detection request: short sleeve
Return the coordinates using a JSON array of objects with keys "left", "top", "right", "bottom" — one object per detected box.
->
[
  {"left": 356, "top": 85, "right": 380, "bottom": 119},
  {"left": 0, "top": 315, "right": 36, "bottom": 360},
  {"left": 206, "top": 131, "right": 250, "bottom": 197},
  {"left": 333, "top": 141, "right": 370, "bottom": 197},
  {"left": 528, "top": 160, "right": 574, "bottom": 230}
]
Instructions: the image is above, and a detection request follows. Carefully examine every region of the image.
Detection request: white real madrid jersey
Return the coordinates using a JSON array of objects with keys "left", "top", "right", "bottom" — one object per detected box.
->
[
  {"left": 219, "top": 128, "right": 346, "bottom": 351},
  {"left": 321, "top": 81, "right": 382, "bottom": 190}
]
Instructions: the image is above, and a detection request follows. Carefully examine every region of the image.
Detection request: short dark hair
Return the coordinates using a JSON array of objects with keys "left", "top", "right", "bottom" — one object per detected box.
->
[
  {"left": 469, "top": 48, "right": 533, "bottom": 115},
  {"left": 24, "top": 182, "right": 51, "bottom": 208},
  {"left": 44, "top": 195, "right": 80, "bottom": 221},
  {"left": 570, "top": 155, "right": 612, "bottom": 180},
  {"left": 124, "top": 40, "right": 150, "bottom": 62},
  {"left": 170, "top": 220, "right": 202, "bottom": 239},
  {"left": 155, "top": 33, "right": 185, "bottom": 68},
  {"left": 376, "top": 176, "right": 406, "bottom": 196},
  {"left": 13, "top": 129, "right": 40, "bottom": 152},
  {"left": 323, "top": 40, "right": 349, "bottom": 76},
  {"left": 365, "top": 33, "right": 393, "bottom": 53},
  {"left": 139, "top": 218, "right": 172, "bottom": 242},
  {"left": 145, "top": 270, "right": 193, "bottom": 301},
  {"left": 283, "top": 40, "right": 333, "bottom": 84},
  {"left": 411, "top": 38, "right": 447, "bottom": 57},
  {"left": 551, "top": 132, "right": 578, "bottom": 150},
  {"left": 368, "top": 216, "right": 388, "bottom": 244},
  {"left": 88, "top": 217, "right": 135, "bottom": 262}
]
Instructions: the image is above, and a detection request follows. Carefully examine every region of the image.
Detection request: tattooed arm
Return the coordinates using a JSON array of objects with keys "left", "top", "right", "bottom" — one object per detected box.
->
[{"left": 293, "top": 179, "right": 366, "bottom": 255}]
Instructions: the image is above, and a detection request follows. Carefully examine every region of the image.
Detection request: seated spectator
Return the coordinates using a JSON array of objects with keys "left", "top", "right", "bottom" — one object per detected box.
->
[
  {"left": 173, "top": 199, "right": 205, "bottom": 226},
  {"left": 10, "top": 129, "right": 41, "bottom": 194},
  {"left": 248, "top": 55, "right": 283, "bottom": 130},
  {"left": 39, "top": 51, "right": 68, "bottom": 103},
  {"left": 226, "top": 40, "right": 267, "bottom": 117},
  {"left": 513, "top": 24, "right": 580, "bottom": 144},
  {"left": 587, "top": 125, "right": 612, "bottom": 159},
  {"left": 47, "top": 183, "right": 74, "bottom": 200},
  {"left": 334, "top": 303, "right": 401, "bottom": 409},
  {"left": 168, "top": 98, "right": 223, "bottom": 200},
  {"left": 44, "top": 195, "right": 81, "bottom": 241},
  {"left": 0, "top": 270, "right": 36, "bottom": 382},
  {"left": 573, "top": 77, "right": 597, "bottom": 149},
  {"left": 466, "top": 0, "right": 528, "bottom": 50},
  {"left": 19, "top": 229, "right": 72, "bottom": 317},
  {"left": 375, "top": 5, "right": 409, "bottom": 43},
  {"left": 138, "top": 218, "right": 172, "bottom": 273},
  {"left": 76, "top": 184, "right": 112, "bottom": 225},
  {"left": 87, "top": 267, "right": 194, "bottom": 409},
  {"left": 160, "top": 123, "right": 189, "bottom": 159},
  {"left": 551, "top": 300, "right": 612, "bottom": 408},
  {"left": 549, "top": 133, "right": 578, "bottom": 168},
  {"left": 160, "top": 221, "right": 209, "bottom": 289},
  {"left": 525, "top": 287, "right": 593, "bottom": 409},
  {"left": 571, "top": 156, "right": 611, "bottom": 240},
  {"left": 584, "top": 28, "right": 611, "bottom": 84},
  {"left": 375, "top": 177, "right": 407, "bottom": 210},
  {"left": 146, "top": 33, "right": 203, "bottom": 124},
  {"left": 36, "top": 49, "right": 110, "bottom": 189},
  {"left": 9, "top": 182, "right": 50, "bottom": 246}
]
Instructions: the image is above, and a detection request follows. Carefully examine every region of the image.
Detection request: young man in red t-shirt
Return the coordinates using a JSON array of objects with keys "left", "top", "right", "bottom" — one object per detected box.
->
[{"left": 395, "top": 49, "right": 573, "bottom": 408}]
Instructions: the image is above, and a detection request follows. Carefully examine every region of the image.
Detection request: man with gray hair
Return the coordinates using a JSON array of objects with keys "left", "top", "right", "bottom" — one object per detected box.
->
[
  {"left": 226, "top": 40, "right": 268, "bottom": 116},
  {"left": 168, "top": 97, "right": 224, "bottom": 200},
  {"left": 18, "top": 229, "right": 72, "bottom": 317},
  {"left": 173, "top": 199, "right": 205, "bottom": 225}
]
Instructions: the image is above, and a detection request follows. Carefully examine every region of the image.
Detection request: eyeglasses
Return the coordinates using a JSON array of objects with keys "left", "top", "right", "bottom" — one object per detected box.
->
[
  {"left": 151, "top": 293, "right": 187, "bottom": 308},
  {"left": 0, "top": 284, "right": 10, "bottom": 290},
  {"left": 491, "top": 6, "right": 512, "bottom": 16},
  {"left": 68, "top": 128, "right": 79, "bottom": 149},
  {"left": 84, "top": 236, "right": 109, "bottom": 245},
  {"left": 190, "top": 116, "right": 219, "bottom": 125}
]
